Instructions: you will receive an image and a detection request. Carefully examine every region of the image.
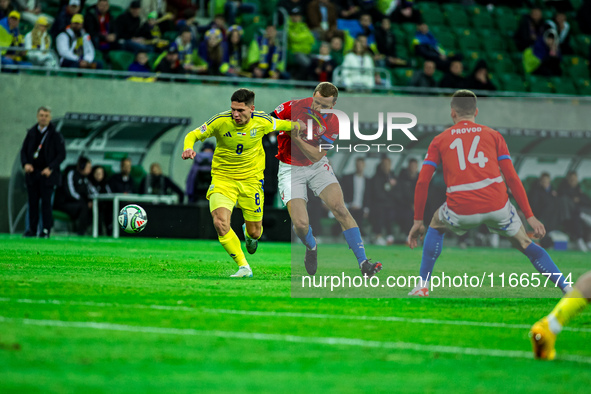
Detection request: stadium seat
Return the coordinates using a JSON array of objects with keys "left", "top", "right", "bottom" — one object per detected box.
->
[
  {"left": 19, "top": 21, "right": 34, "bottom": 35},
  {"left": 552, "top": 77, "right": 578, "bottom": 95},
  {"left": 493, "top": 7, "right": 519, "bottom": 35},
  {"left": 442, "top": 4, "right": 471, "bottom": 28},
  {"left": 110, "top": 5, "right": 124, "bottom": 19},
  {"left": 467, "top": 6, "right": 495, "bottom": 29},
  {"left": 392, "top": 68, "right": 415, "bottom": 86},
  {"left": 572, "top": 35, "right": 591, "bottom": 57},
  {"left": 478, "top": 29, "right": 506, "bottom": 52},
  {"left": 563, "top": 55, "right": 590, "bottom": 79},
  {"left": 109, "top": 51, "right": 135, "bottom": 71},
  {"left": 455, "top": 28, "right": 481, "bottom": 52},
  {"left": 527, "top": 75, "right": 555, "bottom": 93},
  {"left": 163, "top": 31, "right": 179, "bottom": 42},
  {"left": 430, "top": 26, "right": 458, "bottom": 54},
  {"left": 498, "top": 73, "right": 527, "bottom": 92},
  {"left": 463, "top": 51, "right": 487, "bottom": 73},
  {"left": 415, "top": 3, "right": 445, "bottom": 26},
  {"left": 574, "top": 78, "right": 591, "bottom": 95},
  {"left": 488, "top": 51, "right": 516, "bottom": 74}
]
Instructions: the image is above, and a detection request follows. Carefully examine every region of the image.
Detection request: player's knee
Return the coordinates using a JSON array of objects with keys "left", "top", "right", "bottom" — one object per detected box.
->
[
  {"left": 293, "top": 218, "right": 309, "bottom": 234},
  {"left": 332, "top": 204, "right": 350, "bottom": 221},
  {"left": 213, "top": 217, "right": 230, "bottom": 236}
]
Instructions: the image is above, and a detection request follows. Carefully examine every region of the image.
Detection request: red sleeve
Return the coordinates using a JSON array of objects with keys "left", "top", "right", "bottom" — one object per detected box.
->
[
  {"left": 499, "top": 159, "right": 534, "bottom": 219},
  {"left": 272, "top": 101, "right": 291, "bottom": 120},
  {"left": 414, "top": 164, "right": 436, "bottom": 221},
  {"left": 495, "top": 132, "right": 511, "bottom": 161}
]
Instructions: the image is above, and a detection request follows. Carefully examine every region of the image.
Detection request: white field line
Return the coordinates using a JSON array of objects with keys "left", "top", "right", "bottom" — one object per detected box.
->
[
  {"left": 1, "top": 297, "right": 591, "bottom": 334},
  {"left": 1, "top": 315, "right": 590, "bottom": 364}
]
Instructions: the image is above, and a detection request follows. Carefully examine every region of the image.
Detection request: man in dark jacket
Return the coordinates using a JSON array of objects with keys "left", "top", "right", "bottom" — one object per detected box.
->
[
  {"left": 54, "top": 156, "right": 93, "bottom": 236},
  {"left": 114, "top": 0, "right": 152, "bottom": 53},
  {"left": 108, "top": 157, "right": 135, "bottom": 193},
  {"left": 20, "top": 106, "right": 66, "bottom": 238},
  {"left": 514, "top": 7, "right": 545, "bottom": 52},
  {"left": 139, "top": 162, "right": 184, "bottom": 203},
  {"left": 84, "top": 0, "right": 116, "bottom": 54}
]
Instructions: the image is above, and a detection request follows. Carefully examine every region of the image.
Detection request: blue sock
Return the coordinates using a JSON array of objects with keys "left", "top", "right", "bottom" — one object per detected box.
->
[
  {"left": 420, "top": 227, "right": 445, "bottom": 282},
  {"left": 523, "top": 243, "right": 567, "bottom": 290},
  {"left": 343, "top": 227, "right": 367, "bottom": 265},
  {"left": 298, "top": 225, "right": 316, "bottom": 250}
]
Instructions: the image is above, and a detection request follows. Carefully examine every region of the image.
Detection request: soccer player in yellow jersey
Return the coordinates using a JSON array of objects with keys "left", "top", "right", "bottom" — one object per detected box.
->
[
  {"left": 529, "top": 271, "right": 590, "bottom": 360},
  {"left": 181, "top": 89, "right": 300, "bottom": 277}
]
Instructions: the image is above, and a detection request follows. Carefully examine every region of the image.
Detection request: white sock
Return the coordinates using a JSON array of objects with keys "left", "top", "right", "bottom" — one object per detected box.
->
[{"left": 547, "top": 313, "right": 563, "bottom": 335}]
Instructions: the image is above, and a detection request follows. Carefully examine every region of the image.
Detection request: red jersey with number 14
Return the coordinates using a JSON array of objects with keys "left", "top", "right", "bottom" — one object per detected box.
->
[
  {"left": 273, "top": 97, "right": 340, "bottom": 166},
  {"left": 424, "top": 120, "right": 512, "bottom": 215}
]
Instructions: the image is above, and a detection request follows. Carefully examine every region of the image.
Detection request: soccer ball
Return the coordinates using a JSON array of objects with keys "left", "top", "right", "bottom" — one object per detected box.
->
[{"left": 118, "top": 204, "right": 148, "bottom": 234}]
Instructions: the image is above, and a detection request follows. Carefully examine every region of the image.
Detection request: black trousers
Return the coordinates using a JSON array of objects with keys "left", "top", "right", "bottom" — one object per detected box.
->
[{"left": 26, "top": 173, "right": 55, "bottom": 234}]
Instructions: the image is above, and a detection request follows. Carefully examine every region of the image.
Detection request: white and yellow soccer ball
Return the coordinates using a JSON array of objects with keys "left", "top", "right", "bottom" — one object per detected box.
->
[{"left": 118, "top": 204, "right": 148, "bottom": 234}]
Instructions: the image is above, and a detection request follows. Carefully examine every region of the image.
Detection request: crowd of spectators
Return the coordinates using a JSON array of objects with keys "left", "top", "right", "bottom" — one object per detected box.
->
[{"left": 2, "top": 0, "right": 587, "bottom": 91}]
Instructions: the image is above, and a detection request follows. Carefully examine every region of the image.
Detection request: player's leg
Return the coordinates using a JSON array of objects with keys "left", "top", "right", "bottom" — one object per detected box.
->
[
  {"left": 209, "top": 189, "right": 251, "bottom": 278},
  {"left": 239, "top": 179, "right": 264, "bottom": 255},
  {"left": 509, "top": 226, "right": 569, "bottom": 292},
  {"left": 530, "top": 271, "right": 591, "bottom": 360},
  {"left": 287, "top": 198, "right": 318, "bottom": 275},
  {"left": 318, "top": 183, "right": 381, "bottom": 277},
  {"left": 409, "top": 206, "right": 447, "bottom": 296}
]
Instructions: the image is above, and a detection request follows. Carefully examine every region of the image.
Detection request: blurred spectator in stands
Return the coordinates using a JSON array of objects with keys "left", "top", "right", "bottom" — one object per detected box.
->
[
  {"left": 340, "top": 35, "right": 375, "bottom": 90},
  {"left": 186, "top": 141, "right": 214, "bottom": 203},
  {"left": 248, "top": 25, "right": 287, "bottom": 79},
  {"left": 523, "top": 29, "right": 562, "bottom": 76},
  {"left": 338, "top": 0, "right": 383, "bottom": 21},
  {"left": 56, "top": 14, "right": 102, "bottom": 69},
  {"left": 262, "top": 133, "right": 279, "bottom": 207},
  {"left": 140, "top": 163, "right": 184, "bottom": 203},
  {"left": 397, "top": 157, "right": 418, "bottom": 234},
  {"left": 140, "top": 0, "right": 167, "bottom": 23},
  {"left": 84, "top": 0, "right": 116, "bottom": 58},
  {"left": 154, "top": 45, "right": 184, "bottom": 77},
  {"left": 21, "top": 106, "right": 65, "bottom": 238},
  {"left": 24, "top": 16, "right": 58, "bottom": 67},
  {"left": 375, "top": 18, "right": 407, "bottom": 68},
  {"left": 0, "top": 0, "right": 15, "bottom": 20},
  {"left": 413, "top": 23, "right": 457, "bottom": 72},
  {"left": 439, "top": 60, "right": 466, "bottom": 89},
  {"left": 577, "top": 0, "right": 591, "bottom": 35},
  {"left": 307, "top": 0, "right": 338, "bottom": 41},
  {"left": 528, "top": 172, "right": 563, "bottom": 248},
  {"left": 0, "top": 11, "right": 32, "bottom": 67},
  {"left": 201, "top": 13, "right": 227, "bottom": 39},
  {"left": 545, "top": 9, "right": 573, "bottom": 55},
  {"left": 88, "top": 165, "right": 112, "bottom": 235},
  {"left": 337, "top": 0, "right": 360, "bottom": 19},
  {"left": 514, "top": 7, "right": 544, "bottom": 52},
  {"left": 114, "top": 0, "right": 153, "bottom": 53},
  {"left": 226, "top": 25, "right": 245, "bottom": 77},
  {"left": 128, "top": 50, "right": 151, "bottom": 72},
  {"left": 369, "top": 155, "right": 400, "bottom": 245},
  {"left": 287, "top": 7, "right": 315, "bottom": 80},
  {"left": 409, "top": 59, "right": 437, "bottom": 88},
  {"left": 341, "top": 157, "right": 369, "bottom": 234},
  {"left": 50, "top": 0, "right": 80, "bottom": 39},
  {"left": 140, "top": 10, "right": 172, "bottom": 51},
  {"left": 225, "top": 0, "right": 257, "bottom": 25},
  {"left": 466, "top": 59, "right": 496, "bottom": 91},
  {"left": 108, "top": 157, "right": 135, "bottom": 194},
  {"left": 14, "top": 0, "right": 54, "bottom": 26},
  {"left": 390, "top": 0, "right": 422, "bottom": 25},
  {"left": 279, "top": 0, "right": 306, "bottom": 16},
  {"left": 54, "top": 156, "right": 93, "bottom": 236},
  {"left": 197, "top": 27, "right": 231, "bottom": 75},
  {"left": 171, "top": 25, "right": 197, "bottom": 72},
  {"left": 309, "top": 41, "right": 335, "bottom": 82},
  {"left": 330, "top": 35, "right": 344, "bottom": 66},
  {"left": 358, "top": 13, "right": 375, "bottom": 44},
  {"left": 558, "top": 171, "right": 591, "bottom": 252}
]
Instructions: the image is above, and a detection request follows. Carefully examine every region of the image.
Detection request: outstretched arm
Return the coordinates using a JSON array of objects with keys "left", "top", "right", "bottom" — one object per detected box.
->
[{"left": 408, "top": 164, "right": 435, "bottom": 249}]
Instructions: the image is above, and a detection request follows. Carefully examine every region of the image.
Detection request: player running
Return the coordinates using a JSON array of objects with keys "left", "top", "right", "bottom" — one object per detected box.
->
[
  {"left": 407, "top": 90, "right": 571, "bottom": 296},
  {"left": 182, "top": 89, "right": 300, "bottom": 278},
  {"left": 529, "top": 271, "right": 590, "bottom": 360},
  {"left": 271, "top": 82, "right": 382, "bottom": 277}
]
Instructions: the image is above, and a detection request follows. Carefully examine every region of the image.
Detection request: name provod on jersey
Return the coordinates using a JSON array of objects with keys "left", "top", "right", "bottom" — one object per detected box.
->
[{"left": 451, "top": 127, "right": 482, "bottom": 135}]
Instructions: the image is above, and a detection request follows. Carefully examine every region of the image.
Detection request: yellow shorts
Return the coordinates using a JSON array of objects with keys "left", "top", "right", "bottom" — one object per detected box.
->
[{"left": 207, "top": 175, "right": 264, "bottom": 222}]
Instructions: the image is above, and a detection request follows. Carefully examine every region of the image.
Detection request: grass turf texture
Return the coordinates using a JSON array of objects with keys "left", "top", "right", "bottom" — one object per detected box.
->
[{"left": 1, "top": 234, "right": 590, "bottom": 393}]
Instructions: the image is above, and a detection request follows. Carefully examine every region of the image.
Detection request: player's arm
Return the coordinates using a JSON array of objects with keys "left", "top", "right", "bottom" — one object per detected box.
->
[
  {"left": 182, "top": 121, "right": 215, "bottom": 160},
  {"left": 408, "top": 141, "right": 440, "bottom": 249},
  {"left": 291, "top": 127, "right": 330, "bottom": 163},
  {"left": 269, "top": 101, "right": 293, "bottom": 136}
]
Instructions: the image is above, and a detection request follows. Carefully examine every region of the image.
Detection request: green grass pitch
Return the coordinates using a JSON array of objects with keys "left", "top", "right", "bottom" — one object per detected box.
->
[{"left": 1, "top": 234, "right": 590, "bottom": 393}]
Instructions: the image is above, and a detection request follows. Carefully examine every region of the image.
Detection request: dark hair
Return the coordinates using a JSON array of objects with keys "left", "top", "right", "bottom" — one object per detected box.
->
[
  {"left": 231, "top": 89, "right": 255, "bottom": 106},
  {"left": 451, "top": 89, "right": 477, "bottom": 117},
  {"left": 356, "top": 157, "right": 365, "bottom": 163},
  {"left": 121, "top": 157, "right": 131, "bottom": 164},
  {"left": 313, "top": 82, "right": 338, "bottom": 101},
  {"left": 540, "top": 172, "right": 550, "bottom": 179},
  {"left": 37, "top": 106, "right": 51, "bottom": 113},
  {"left": 77, "top": 156, "right": 91, "bottom": 171},
  {"left": 408, "top": 158, "right": 418, "bottom": 164}
]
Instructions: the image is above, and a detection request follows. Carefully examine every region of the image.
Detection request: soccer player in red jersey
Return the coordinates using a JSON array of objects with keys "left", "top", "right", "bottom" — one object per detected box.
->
[
  {"left": 407, "top": 90, "right": 571, "bottom": 296},
  {"left": 271, "top": 82, "right": 382, "bottom": 277}
]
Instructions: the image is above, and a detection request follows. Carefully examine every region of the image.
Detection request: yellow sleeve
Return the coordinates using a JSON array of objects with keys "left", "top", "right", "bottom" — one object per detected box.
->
[
  {"left": 265, "top": 117, "right": 295, "bottom": 135},
  {"left": 183, "top": 119, "right": 218, "bottom": 150}
]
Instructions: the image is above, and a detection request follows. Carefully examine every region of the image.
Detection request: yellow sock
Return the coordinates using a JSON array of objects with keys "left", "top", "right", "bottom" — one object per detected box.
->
[
  {"left": 547, "top": 288, "right": 589, "bottom": 334},
  {"left": 219, "top": 229, "right": 248, "bottom": 267}
]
